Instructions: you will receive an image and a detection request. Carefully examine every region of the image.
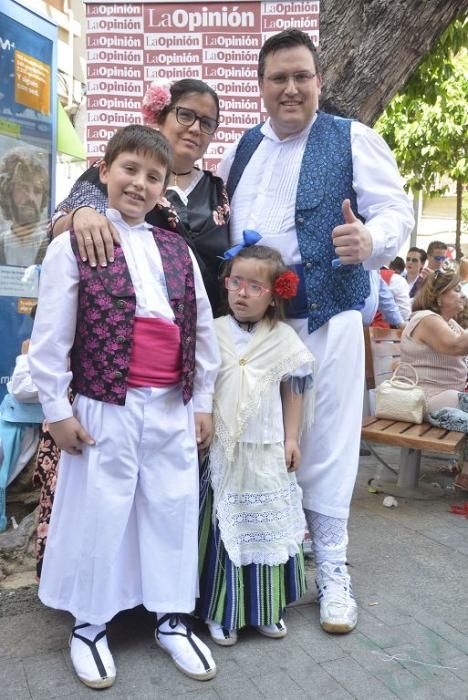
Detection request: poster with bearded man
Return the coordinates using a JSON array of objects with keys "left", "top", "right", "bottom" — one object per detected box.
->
[
  {"left": 0, "top": 0, "right": 56, "bottom": 401},
  {"left": 0, "top": 148, "right": 49, "bottom": 266}
]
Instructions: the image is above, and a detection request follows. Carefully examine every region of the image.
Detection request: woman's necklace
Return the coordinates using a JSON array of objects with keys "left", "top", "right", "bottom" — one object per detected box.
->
[{"left": 171, "top": 169, "right": 192, "bottom": 186}]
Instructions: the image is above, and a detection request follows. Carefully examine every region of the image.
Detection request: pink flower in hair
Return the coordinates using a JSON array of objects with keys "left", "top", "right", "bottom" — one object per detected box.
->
[{"left": 141, "top": 80, "right": 172, "bottom": 124}]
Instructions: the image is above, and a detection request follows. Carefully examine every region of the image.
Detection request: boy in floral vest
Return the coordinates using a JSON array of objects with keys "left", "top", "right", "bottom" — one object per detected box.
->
[{"left": 29, "top": 125, "right": 220, "bottom": 689}]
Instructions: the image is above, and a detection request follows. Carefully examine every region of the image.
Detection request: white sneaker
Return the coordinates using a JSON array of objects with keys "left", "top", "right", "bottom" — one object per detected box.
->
[
  {"left": 256, "top": 618, "right": 287, "bottom": 639},
  {"left": 70, "top": 623, "right": 116, "bottom": 689},
  {"left": 207, "top": 620, "right": 238, "bottom": 646},
  {"left": 315, "top": 562, "right": 358, "bottom": 634},
  {"left": 155, "top": 613, "right": 216, "bottom": 681}
]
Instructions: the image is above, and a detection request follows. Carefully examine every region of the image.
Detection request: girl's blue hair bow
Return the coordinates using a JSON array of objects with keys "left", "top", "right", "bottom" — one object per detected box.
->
[{"left": 220, "top": 229, "right": 262, "bottom": 260}]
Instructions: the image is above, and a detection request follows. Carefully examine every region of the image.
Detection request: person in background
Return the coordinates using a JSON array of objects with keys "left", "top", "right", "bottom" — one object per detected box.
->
[
  {"left": 404, "top": 246, "right": 427, "bottom": 296},
  {"left": 374, "top": 266, "right": 411, "bottom": 323},
  {"left": 409, "top": 241, "right": 448, "bottom": 299},
  {"left": 458, "top": 257, "right": 468, "bottom": 297},
  {"left": 363, "top": 271, "right": 406, "bottom": 329},
  {"left": 29, "top": 126, "right": 220, "bottom": 689},
  {"left": 400, "top": 270, "right": 468, "bottom": 492},
  {"left": 389, "top": 256, "right": 405, "bottom": 274},
  {"left": 0, "top": 306, "right": 44, "bottom": 532},
  {"left": 219, "top": 29, "right": 414, "bottom": 635},
  {"left": 455, "top": 258, "right": 468, "bottom": 332},
  {"left": 426, "top": 240, "right": 449, "bottom": 272}
]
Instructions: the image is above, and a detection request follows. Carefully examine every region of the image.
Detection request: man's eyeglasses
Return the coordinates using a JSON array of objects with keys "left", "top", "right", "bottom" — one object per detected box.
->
[
  {"left": 172, "top": 106, "right": 219, "bottom": 135},
  {"left": 265, "top": 71, "right": 316, "bottom": 87},
  {"left": 225, "top": 276, "right": 271, "bottom": 298},
  {"left": 406, "top": 257, "right": 420, "bottom": 264},
  {"left": 432, "top": 255, "right": 447, "bottom": 262}
]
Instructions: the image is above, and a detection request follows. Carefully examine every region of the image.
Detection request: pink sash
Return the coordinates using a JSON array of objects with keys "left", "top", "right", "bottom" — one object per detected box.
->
[{"left": 128, "top": 316, "right": 182, "bottom": 389}]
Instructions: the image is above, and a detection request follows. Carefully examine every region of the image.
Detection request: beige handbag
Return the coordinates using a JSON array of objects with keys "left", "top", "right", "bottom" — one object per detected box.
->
[{"left": 375, "top": 363, "right": 426, "bottom": 424}]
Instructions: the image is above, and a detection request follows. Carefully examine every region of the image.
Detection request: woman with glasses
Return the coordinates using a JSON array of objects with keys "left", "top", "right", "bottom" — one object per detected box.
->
[
  {"left": 400, "top": 270, "right": 468, "bottom": 491},
  {"left": 50, "top": 78, "right": 229, "bottom": 313},
  {"left": 404, "top": 246, "right": 428, "bottom": 295}
]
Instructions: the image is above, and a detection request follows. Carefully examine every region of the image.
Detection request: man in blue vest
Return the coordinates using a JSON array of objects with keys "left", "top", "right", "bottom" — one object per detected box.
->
[{"left": 218, "top": 29, "right": 413, "bottom": 635}]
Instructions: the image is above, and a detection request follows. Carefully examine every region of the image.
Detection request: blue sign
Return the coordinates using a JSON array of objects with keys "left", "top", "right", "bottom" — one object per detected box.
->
[{"left": 0, "top": 0, "right": 57, "bottom": 400}]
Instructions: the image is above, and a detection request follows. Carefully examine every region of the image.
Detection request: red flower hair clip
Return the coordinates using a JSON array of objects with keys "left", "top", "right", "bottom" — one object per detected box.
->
[
  {"left": 141, "top": 80, "right": 172, "bottom": 124},
  {"left": 274, "top": 270, "right": 300, "bottom": 299}
]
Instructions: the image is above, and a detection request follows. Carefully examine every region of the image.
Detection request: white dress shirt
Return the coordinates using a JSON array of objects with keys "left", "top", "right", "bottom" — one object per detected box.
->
[
  {"left": 7, "top": 353, "right": 39, "bottom": 403},
  {"left": 387, "top": 272, "right": 411, "bottom": 320},
  {"left": 217, "top": 116, "right": 414, "bottom": 270},
  {"left": 29, "top": 209, "right": 220, "bottom": 422}
]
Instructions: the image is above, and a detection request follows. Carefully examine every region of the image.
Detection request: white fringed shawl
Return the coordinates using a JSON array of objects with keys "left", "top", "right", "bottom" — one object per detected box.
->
[{"left": 210, "top": 317, "right": 315, "bottom": 567}]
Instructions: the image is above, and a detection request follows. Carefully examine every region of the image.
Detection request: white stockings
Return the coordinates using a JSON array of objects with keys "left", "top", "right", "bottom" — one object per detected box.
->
[{"left": 304, "top": 509, "right": 348, "bottom": 566}]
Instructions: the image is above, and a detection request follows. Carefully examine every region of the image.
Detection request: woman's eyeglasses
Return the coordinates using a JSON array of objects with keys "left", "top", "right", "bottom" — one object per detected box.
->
[
  {"left": 225, "top": 276, "right": 271, "bottom": 297},
  {"left": 172, "top": 106, "right": 219, "bottom": 135}
]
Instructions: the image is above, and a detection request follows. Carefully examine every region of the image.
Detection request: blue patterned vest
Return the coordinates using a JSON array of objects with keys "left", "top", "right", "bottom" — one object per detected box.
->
[{"left": 226, "top": 112, "right": 370, "bottom": 333}]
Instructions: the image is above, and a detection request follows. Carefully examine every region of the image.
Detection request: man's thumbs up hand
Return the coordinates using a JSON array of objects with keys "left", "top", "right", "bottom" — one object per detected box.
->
[
  {"left": 342, "top": 198, "right": 359, "bottom": 224},
  {"left": 331, "top": 199, "right": 373, "bottom": 265}
]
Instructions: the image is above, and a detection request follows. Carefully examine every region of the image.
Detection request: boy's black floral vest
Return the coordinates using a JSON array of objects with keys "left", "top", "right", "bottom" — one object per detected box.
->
[{"left": 69, "top": 227, "right": 197, "bottom": 406}]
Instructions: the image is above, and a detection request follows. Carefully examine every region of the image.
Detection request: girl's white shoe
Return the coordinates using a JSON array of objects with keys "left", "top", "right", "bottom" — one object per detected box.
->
[
  {"left": 207, "top": 620, "right": 238, "bottom": 646},
  {"left": 256, "top": 618, "right": 288, "bottom": 638}
]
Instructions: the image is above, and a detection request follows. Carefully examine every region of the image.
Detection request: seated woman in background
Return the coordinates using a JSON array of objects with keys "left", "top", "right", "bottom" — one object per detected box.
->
[{"left": 400, "top": 270, "right": 468, "bottom": 491}]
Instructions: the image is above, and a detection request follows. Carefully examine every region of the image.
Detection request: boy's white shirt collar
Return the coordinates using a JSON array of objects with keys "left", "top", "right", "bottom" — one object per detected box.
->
[{"left": 106, "top": 208, "right": 152, "bottom": 231}]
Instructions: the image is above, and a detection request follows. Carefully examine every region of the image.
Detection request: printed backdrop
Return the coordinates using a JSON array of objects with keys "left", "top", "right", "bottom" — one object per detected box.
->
[{"left": 85, "top": 0, "right": 320, "bottom": 169}]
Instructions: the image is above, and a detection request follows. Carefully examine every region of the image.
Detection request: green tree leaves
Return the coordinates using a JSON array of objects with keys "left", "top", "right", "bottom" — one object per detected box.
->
[
  {"left": 376, "top": 15, "right": 467, "bottom": 194},
  {"left": 376, "top": 14, "right": 467, "bottom": 255}
]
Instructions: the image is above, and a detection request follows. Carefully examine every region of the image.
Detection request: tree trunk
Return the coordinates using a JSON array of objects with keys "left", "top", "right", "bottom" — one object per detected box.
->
[
  {"left": 319, "top": 0, "right": 468, "bottom": 125},
  {"left": 455, "top": 176, "right": 463, "bottom": 259},
  {"left": 410, "top": 188, "right": 422, "bottom": 248}
]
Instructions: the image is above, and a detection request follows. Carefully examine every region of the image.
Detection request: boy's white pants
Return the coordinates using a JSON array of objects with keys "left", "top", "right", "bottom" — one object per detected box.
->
[{"left": 39, "top": 385, "right": 199, "bottom": 625}]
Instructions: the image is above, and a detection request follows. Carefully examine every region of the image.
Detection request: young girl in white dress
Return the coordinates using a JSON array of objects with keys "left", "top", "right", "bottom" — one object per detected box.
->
[{"left": 197, "top": 242, "right": 315, "bottom": 645}]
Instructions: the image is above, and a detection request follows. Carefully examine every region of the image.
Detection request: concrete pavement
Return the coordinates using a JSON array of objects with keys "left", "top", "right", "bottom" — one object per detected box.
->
[{"left": 1, "top": 446, "right": 468, "bottom": 699}]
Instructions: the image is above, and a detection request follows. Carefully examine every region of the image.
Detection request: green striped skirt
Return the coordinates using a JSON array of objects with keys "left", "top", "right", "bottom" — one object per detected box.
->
[{"left": 197, "top": 469, "right": 307, "bottom": 631}]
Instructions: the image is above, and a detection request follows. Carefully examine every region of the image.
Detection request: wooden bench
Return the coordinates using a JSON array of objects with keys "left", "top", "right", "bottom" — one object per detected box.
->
[{"left": 362, "top": 327, "right": 465, "bottom": 496}]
